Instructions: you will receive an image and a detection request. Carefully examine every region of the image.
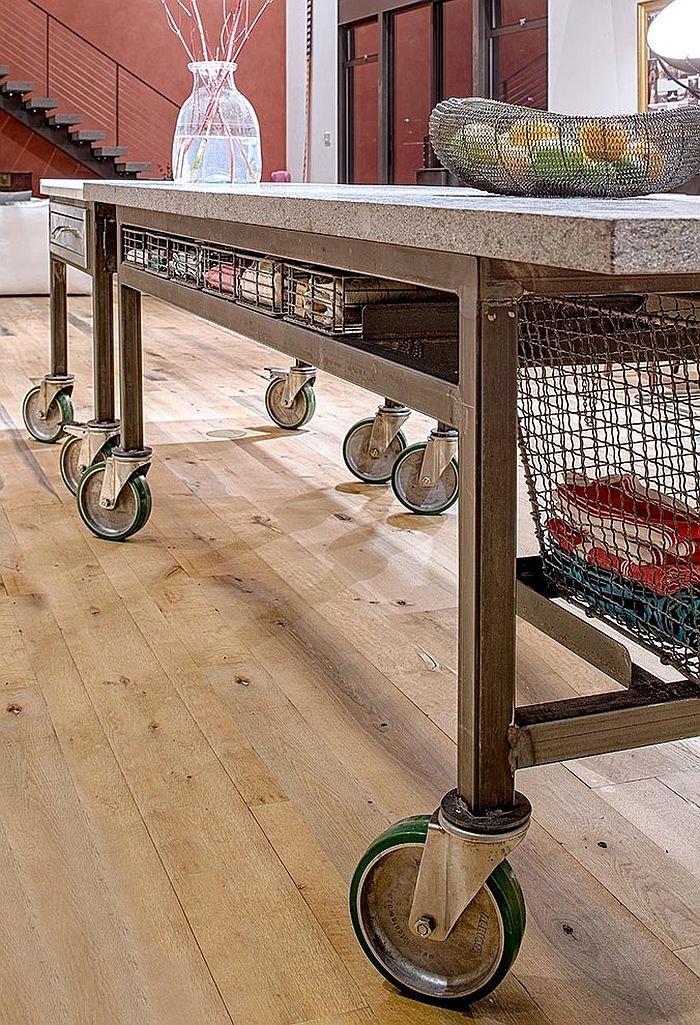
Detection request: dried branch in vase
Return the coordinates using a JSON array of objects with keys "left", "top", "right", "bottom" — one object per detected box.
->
[{"left": 160, "top": 0, "right": 277, "bottom": 63}]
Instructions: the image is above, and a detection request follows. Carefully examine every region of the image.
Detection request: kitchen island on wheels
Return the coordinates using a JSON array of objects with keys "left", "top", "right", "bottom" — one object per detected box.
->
[{"left": 36, "top": 180, "right": 700, "bottom": 1005}]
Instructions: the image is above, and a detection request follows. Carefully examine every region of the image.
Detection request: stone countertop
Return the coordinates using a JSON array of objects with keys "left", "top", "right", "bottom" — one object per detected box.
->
[
  {"left": 40, "top": 179, "right": 93, "bottom": 202},
  {"left": 49, "top": 179, "right": 700, "bottom": 277}
]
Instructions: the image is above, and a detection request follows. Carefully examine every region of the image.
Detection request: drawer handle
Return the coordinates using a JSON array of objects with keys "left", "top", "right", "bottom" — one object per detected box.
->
[{"left": 51, "top": 224, "right": 82, "bottom": 241}]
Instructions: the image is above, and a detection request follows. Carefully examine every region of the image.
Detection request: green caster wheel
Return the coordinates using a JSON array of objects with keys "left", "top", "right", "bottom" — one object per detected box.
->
[
  {"left": 265, "top": 378, "right": 316, "bottom": 430},
  {"left": 22, "top": 385, "right": 73, "bottom": 444},
  {"left": 76, "top": 462, "right": 151, "bottom": 542},
  {"left": 60, "top": 434, "right": 119, "bottom": 496},
  {"left": 391, "top": 443, "right": 459, "bottom": 515},
  {"left": 350, "top": 816, "right": 525, "bottom": 1005},
  {"left": 342, "top": 418, "right": 408, "bottom": 484}
]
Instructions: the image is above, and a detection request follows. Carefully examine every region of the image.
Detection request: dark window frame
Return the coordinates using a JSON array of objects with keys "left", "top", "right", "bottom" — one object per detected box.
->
[{"left": 339, "top": 0, "right": 548, "bottom": 184}]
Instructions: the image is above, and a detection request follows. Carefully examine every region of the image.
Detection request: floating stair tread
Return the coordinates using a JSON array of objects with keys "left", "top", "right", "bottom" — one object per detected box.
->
[
  {"left": 71, "top": 129, "right": 106, "bottom": 142},
  {"left": 46, "top": 113, "right": 82, "bottom": 126},
  {"left": 0, "top": 80, "right": 34, "bottom": 95},
  {"left": 23, "top": 96, "right": 59, "bottom": 110},
  {"left": 115, "top": 161, "right": 152, "bottom": 172},
  {"left": 0, "top": 66, "right": 9, "bottom": 78},
  {"left": 92, "top": 145, "right": 127, "bottom": 157}
]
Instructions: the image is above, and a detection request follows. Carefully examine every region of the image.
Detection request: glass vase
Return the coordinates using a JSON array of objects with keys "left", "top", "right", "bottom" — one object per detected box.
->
[{"left": 172, "top": 61, "right": 262, "bottom": 185}]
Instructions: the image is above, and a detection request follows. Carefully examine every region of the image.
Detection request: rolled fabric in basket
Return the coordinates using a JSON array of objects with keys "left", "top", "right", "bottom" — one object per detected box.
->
[
  {"left": 239, "top": 260, "right": 282, "bottom": 309},
  {"left": 204, "top": 262, "right": 237, "bottom": 294},
  {"left": 297, "top": 277, "right": 436, "bottom": 329}
]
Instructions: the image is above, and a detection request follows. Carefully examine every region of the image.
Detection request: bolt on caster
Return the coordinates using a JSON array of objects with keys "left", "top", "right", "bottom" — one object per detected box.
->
[
  {"left": 343, "top": 401, "right": 410, "bottom": 484},
  {"left": 265, "top": 363, "right": 317, "bottom": 429},
  {"left": 391, "top": 426, "right": 459, "bottom": 515},
  {"left": 350, "top": 792, "right": 530, "bottom": 1004},
  {"left": 76, "top": 447, "right": 152, "bottom": 542},
  {"left": 60, "top": 420, "right": 121, "bottom": 495},
  {"left": 22, "top": 375, "right": 75, "bottom": 443}
]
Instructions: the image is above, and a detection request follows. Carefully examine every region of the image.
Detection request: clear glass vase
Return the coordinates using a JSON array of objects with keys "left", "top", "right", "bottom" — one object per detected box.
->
[{"left": 172, "top": 61, "right": 262, "bottom": 185}]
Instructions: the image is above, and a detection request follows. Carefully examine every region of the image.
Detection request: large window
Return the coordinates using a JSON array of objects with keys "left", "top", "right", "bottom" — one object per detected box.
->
[
  {"left": 339, "top": 0, "right": 547, "bottom": 184},
  {"left": 491, "top": 0, "right": 547, "bottom": 109},
  {"left": 346, "top": 19, "right": 380, "bottom": 184}
]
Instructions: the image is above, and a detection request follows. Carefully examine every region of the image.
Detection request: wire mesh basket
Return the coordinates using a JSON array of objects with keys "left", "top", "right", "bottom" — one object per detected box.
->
[
  {"left": 237, "top": 253, "right": 284, "bottom": 313},
  {"left": 201, "top": 241, "right": 237, "bottom": 300},
  {"left": 122, "top": 227, "right": 170, "bottom": 274},
  {"left": 516, "top": 293, "right": 700, "bottom": 679},
  {"left": 170, "top": 234, "right": 202, "bottom": 286},
  {"left": 430, "top": 98, "right": 700, "bottom": 198},
  {"left": 283, "top": 266, "right": 442, "bottom": 335}
]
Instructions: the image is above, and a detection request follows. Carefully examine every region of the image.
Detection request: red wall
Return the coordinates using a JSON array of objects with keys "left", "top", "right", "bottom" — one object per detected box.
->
[{"left": 0, "top": 0, "right": 286, "bottom": 186}]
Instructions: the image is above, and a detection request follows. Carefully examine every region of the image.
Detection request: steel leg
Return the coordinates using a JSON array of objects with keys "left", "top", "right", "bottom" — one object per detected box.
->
[
  {"left": 456, "top": 300, "right": 520, "bottom": 815},
  {"left": 92, "top": 205, "right": 117, "bottom": 426},
  {"left": 49, "top": 256, "right": 69, "bottom": 378},
  {"left": 118, "top": 283, "right": 145, "bottom": 453},
  {"left": 94, "top": 282, "right": 151, "bottom": 511},
  {"left": 401, "top": 295, "right": 530, "bottom": 946}
]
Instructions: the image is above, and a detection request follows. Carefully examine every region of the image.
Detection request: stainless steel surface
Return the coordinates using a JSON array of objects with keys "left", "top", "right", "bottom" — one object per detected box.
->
[
  {"left": 368, "top": 402, "right": 411, "bottom": 456},
  {"left": 393, "top": 446, "right": 459, "bottom": 511},
  {"left": 80, "top": 467, "right": 141, "bottom": 538},
  {"left": 24, "top": 384, "right": 65, "bottom": 441},
  {"left": 516, "top": 580, "right": 633, "bottom": 687},
  {"left": 49, "top": 200, "right": 90, "bottom": 269},
  {"left": 64, "top": 420, "right": 121, "bottom": 475},
  {"left": 345, "top": 419, "right": 406, "bottom": 483},
  {"left": 38, "top": 376, "right": 72, "bottom": 422},
  {"left": 266, "top": 364, "right": 318, "bottom": 408}
]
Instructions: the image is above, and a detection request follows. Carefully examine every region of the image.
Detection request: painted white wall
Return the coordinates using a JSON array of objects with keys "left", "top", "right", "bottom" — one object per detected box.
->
[
  {"left": 549, "top": 0, "right": 642, "bottom": 115},
  {"left": 286, "top": 0, "right": 339, "bottom": 183}
]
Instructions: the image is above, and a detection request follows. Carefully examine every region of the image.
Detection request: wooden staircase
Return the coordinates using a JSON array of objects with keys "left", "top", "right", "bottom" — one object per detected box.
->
[{"left": 0, "top": 64, "right": 151, "bottom": 178}]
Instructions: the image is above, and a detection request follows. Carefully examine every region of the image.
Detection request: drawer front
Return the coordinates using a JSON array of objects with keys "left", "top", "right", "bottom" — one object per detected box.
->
[{"left": 49, "top": 202, "right": 90, "bottom": 270}]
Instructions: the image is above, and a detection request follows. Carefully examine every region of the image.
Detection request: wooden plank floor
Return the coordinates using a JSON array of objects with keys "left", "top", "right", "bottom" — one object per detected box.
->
[{"left": 1, "top": 294, "right": 700, "bottom": 1025}]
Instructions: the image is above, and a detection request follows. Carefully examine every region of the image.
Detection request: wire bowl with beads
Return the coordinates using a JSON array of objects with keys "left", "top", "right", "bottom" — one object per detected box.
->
[{"left": 429, "top": 98, "right": 700, "bottom": 199}]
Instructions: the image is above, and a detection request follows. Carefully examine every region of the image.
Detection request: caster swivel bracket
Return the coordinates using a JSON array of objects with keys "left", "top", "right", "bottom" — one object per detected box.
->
[
  {"left": 408, "top": 798, "right": 530, "bottom": 942},
  {"left": 99, "top": 448, "right": 152, "bottom": 510},
  {"left": 64, "top": 420, "right": 121, "bottom": 475},
  {"left": 418, "top": 428, "right": 459, "bottom": 489},
  {"left": 266, "top": 364, "right": 317, "bottom": 409},
  {"left": 368, "top": 402, "right": 411, "bottom": 458},
  {"left": 38, "top": 374, "right": 74, "bottom": 420}
]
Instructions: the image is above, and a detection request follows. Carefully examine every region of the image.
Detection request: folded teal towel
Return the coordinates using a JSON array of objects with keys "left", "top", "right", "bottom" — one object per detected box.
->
[{"left": 547, "top": 546, "right": 700, "bottom": 655}]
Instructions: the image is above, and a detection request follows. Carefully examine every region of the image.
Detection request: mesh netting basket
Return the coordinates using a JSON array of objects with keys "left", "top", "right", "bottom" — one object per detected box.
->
[
  {"left": 429, "top": 98, "right": 700, "bottom": 198},
  {"left": 516, "top": 293, "right": 700, "bottom": 679}
]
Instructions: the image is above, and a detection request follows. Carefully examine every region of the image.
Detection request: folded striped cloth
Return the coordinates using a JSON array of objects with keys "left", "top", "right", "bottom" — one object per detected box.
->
[
  {"left": 172, "top": 251, "right": 200, "bottom": 283},
  {"left": 550, "top": 472, "right": 700, "bottom": 575}
]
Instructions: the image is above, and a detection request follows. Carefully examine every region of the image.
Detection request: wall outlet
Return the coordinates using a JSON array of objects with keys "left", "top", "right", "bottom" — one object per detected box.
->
[{"left": 323, "top": 132, "right": 332, "bottom": 147}]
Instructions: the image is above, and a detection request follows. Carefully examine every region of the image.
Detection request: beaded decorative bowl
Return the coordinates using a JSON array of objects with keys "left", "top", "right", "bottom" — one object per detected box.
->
[{"left": 429, "top": 98, "right": 700, "bottom": 199}]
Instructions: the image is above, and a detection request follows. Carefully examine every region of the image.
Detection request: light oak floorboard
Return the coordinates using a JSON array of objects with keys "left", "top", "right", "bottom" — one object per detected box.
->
[{"left": 1, "top": 295, "right": 700, "bottom": 1025}]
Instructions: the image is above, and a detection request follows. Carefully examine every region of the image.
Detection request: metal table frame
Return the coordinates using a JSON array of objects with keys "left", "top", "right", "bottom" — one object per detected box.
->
[
  {"left": 105, "top": 204, "right": 700, "bottom": 790},
  {"left": 40, "top": 201, "right": 117, "bottom": 426}
]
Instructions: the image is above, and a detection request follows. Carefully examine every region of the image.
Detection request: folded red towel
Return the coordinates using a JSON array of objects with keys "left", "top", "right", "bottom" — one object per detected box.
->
[
  {"left": 548, "top": 517, "right": 700, "bottom": 596},
  {"left": 553, "top": 472, "right": 700, "bottom": 566}
]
